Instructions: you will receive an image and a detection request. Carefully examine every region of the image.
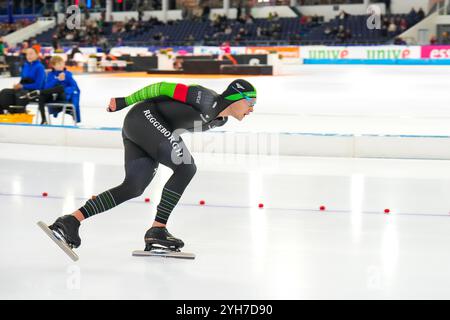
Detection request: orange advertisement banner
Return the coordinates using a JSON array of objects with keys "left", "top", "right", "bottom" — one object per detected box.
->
[{"left": 245, "top": 46, "right": 300, "bottom": 58}]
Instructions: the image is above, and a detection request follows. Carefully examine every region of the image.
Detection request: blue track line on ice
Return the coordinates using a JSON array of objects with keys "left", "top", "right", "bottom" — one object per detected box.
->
[{"left": 0, "top": 191, "right": 448, "bottom": 218}]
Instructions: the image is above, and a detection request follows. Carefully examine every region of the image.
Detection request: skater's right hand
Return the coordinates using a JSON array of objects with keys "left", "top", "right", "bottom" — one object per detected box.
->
[{"left": 107, "top": 98, "right": 117, "bottom": 112}]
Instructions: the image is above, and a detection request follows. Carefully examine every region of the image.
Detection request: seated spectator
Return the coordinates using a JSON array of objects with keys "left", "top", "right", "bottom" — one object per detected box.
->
[
  {"left": 441, "top": 32, "right": 450, "bottom": 45},
  {"left": 311, "top": 14, "right": 320, "bottom": 27},
  {"left": 32, "top": 55, "right": 80, "bottom": 125},
  {"left": 299, "top": 15, "right": 309, "bottom": 26},
  {"left": 31, "top": 38, "right": 41, "bottom": 56},
  {"left": 399, "top": 18, "right": 408, "bottom": 32},
  {"left": 338, "top": 10, "right": 350, "bottom": 22},
  {"left": 381, "top": 22, "right": 388, "bottom": 37},
  {"left": 245, "top": 14, "right": 254, "bottom": 25},
  {"left": 430, "top": 35, "right": 437, "bottom": 45},
  {"left": 345, "top": 28, "right": 352, "bottom": 40},
  {"left": 202, "top": 4, "right": 211, "bottom": 21},
  {"left": 272, "top": 12, "right": 279, "bottom": 22},
  {"left": 185, "top": 34, "right": 195, "bottom": 45},
  {"left": 337, "top": 25, "right": 347, "bottom": 42},
  {"left": 256, "top": 26, "right": 262, "bottom": 37},
  {"left": 0, "top": 48, "right": 45, "bottom": 114},
  {"left": 417, "top": 8, "right": 425, "bottom": 21},
  {"left": 20, "top": 41, "right": 30, "bottom": 60},
  {"left": 0, "top": 37, "right": 6, "bottom": 64},
  {"left": 51, "top": 34, "right": 60, "bottom": 51},
  {"left": 408, "top": 8, "right": 418, "bottom": 24},
  {"left": 387, "top": 20, "right": 398, "bottom": 37},
  {"left": 393, "top": 37, "right": 407, "bottom": 45}
]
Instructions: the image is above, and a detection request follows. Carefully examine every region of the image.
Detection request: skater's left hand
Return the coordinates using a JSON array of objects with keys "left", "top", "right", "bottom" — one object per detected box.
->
[
  {"left": 13, "top": 83, "right": 22, "bottom": 90},
  {"left": 107, "top": 97, "right": 127, "bottom": 112}
]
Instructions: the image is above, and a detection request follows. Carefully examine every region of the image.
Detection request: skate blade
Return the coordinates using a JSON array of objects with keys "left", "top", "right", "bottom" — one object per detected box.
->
[
  {"left": 37, "top": 221, "right": 79, "bottom": 262},
  {"left": 132, "top": 249, "right": 195, "bottom": 260}
]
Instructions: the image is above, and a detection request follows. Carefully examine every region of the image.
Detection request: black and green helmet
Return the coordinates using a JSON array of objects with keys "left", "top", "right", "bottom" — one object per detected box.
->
[{"left": 221, "top": 79, "right": 257, "bottom": 105}]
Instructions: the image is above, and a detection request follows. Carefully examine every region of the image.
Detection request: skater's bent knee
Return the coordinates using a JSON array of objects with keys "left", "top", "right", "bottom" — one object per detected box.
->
[
  {"left": 179, "top": 163, "right": 197, "bottom": 178},
  {"left": 121, "top": 180, "right": 148, "bottom": 199}
]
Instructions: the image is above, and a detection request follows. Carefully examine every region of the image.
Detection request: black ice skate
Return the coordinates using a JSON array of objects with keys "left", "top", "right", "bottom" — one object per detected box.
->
[
  {"left": 37, "top": 215, "right": 81, "bottom": 262},
  {"left": 144, "top": 226, "right": 184, "bottom": 250},
  {"left": 132, "top": 227, "right": 195, "bottom": 260}
]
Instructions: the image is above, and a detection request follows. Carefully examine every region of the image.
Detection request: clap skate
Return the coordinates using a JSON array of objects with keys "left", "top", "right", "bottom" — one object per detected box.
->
[
  {"left": 37, "top": 215, "right": 81, "bottom": 262},
  {"left": 132, "top": 227, "right": 195, "bottom": 260}
]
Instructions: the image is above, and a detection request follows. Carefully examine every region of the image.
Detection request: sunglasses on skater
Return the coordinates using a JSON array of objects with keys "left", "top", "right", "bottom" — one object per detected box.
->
[{"left": 232, "top": 86, "right": 256, "bottom": 107}]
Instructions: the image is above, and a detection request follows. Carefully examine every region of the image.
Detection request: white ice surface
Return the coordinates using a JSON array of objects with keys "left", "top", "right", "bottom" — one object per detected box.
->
[{"left": 1, "top": 143, "right": 450, "bottom": 299}]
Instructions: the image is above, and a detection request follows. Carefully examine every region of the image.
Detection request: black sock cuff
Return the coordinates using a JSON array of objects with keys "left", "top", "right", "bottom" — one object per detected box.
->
[
  {"left": 154, "top": 216, "right": 168, "bottom": 224},
  {"left": 79, "top": 207, "right": 90, "bottom": 219}
]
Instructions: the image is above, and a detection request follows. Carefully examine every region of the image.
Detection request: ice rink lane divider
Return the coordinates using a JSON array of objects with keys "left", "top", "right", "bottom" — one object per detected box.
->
[
  {"left": 3, "top": 122, "right": 450, "bottom": 141},
  {"left": 1, "top": 191, "right": 449, "bottom": 218}
]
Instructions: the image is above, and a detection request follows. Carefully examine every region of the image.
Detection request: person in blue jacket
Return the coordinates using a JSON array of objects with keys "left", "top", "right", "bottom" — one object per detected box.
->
[
  {"left": 0, "top": 48, "right": 45, "bottom": 114},
  {"left": 26, "top": 55, "right": 81, "bottom": 125}
]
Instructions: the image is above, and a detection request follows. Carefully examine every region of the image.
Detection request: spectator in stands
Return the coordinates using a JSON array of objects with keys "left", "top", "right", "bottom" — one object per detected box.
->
[
  {"left": 0, "top": 48, "right": 45, "bottom": 114},
  {"left": 417, "top": 8, "right": 425, "bottom": 21},
  {"left": 138, "top": 6, "right": 144, "bottom": 22},
  {"left": 237, "top": 27, "right": 247, "bottom": 39},
  {"left": 337, "top": 25, "right": 347, "bottom": 42},
  {"left": 408, "top": 8, "right": 418, "bottom": 24},
  {"left": 299, "top": 15, "right": 309, "bottom": 26},
  {"left": 393, "top": 37, "right": 407, "bottom": 45},
  {"left": 323, "top": 26, "right": 333, "bottom": 37},
  {"left": 256, "top": 26, "right": 262, "bottom": 37},
  {"left": 399, "top": 18, "right": 408, "bottom": 32},
  {"left": 98, "top": 35, "right": 109, "bottom": 53},
  {"left": 0, "top": 37, "right": 6, "bottom": 64},
  {"left": 345, "top": 28, "right": 352, "bottom": 41},
  {"left": 311, "top": 14, "right": 320, "bottom": 27},
  {"left": 181, "top": 1, "right": 189, "bottom": 20},
  {"left": 67, "top": 45, "right": 83, "bottom": 66},
  {"left": 441, "top": 32, "right": 450, "bottom": 44},
  {"left": 51, "top": 34, "right": 60, "bottom": 51},
  {"left": 338, "top": 10, "right": 350, "bottom": 22},
  {"left": 237, "top": 0, "right": 243, "bottom": 22},
  {"left": 268, "top": 12, "right": 279, "bottom": 22},
  {"left": 185, "top": 34, "right": 195, "bottom": 45},
  {"left": 387, "top": 19, "right": 398, "bottom": 37},
  {"left": 20, "top": 41, "right": 30, "bottom": 60},
  {"left": 202, "top": 2, "right": 211, "bottom": 22},
  {"left": 33, "top": 55, "right": 80, "bottom": 125},
  {"left": 31, "top": 38, "right": 41, "bottom": 57},
  {"left": 430, "top": 35, "right": 437, "bottom": 45}
]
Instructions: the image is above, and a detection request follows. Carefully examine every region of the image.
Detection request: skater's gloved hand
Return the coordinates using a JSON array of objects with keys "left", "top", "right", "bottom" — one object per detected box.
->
[{"left": 107, "top": 97, "right": 127, "bottom": 112}]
